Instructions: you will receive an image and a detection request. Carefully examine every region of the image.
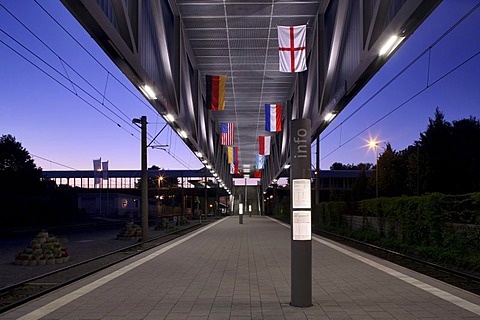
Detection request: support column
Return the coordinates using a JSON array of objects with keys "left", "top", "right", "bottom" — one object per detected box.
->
[
  {"left": 133, "top": 116, "right": 148, "bottom": 241},
  {"left": 141, "top": 116, "right": 148, "bottom": 240},
  {"left": 238, "top": 193, "right": 243, "bottom": 224},
  {"left": 181, "top": 175, "right": 185, "bottom": 222},
  {"left": 203, "top": 176, "right": 207, "bottom": 223},
  {"left": 315, "top": 136, "right": 320, "bottom": 204},
  {"left": 290, "top": 118, "right": 312, "bottom": 307}
]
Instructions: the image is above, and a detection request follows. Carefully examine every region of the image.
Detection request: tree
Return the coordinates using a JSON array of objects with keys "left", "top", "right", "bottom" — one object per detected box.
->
[
  {"left": 352, "top": 169, "right": 369, "bottom": 200},
  {"left": 0, "top": 134, "right": 42, "bottom": 193},
  {"left": 330, "top": 162, "right": 348, "bottom": 170},
  {"left": 418, "top": 108, "right": 454, "bottom": 193},
  {"left": 450, "top": 117, "right": 480, "bottom": 193},
  {"left": 377, "top": 143, "right": 409, "bottom": 197},
  {"left": 416, "top": 109, "right": 480, "bottom": 194},
  {"left": 399, "top": 144, "right": 421, "bottom": 196},
  {"left": 330, "top": 162, "right": 373, "bottom": 170}
]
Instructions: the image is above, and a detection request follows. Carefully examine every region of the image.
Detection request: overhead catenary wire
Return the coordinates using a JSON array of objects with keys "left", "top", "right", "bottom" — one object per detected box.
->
[
  {"left": 31, "top": 153, "right": 79, "bottom": 171},
  {"left": 1, "top": 32, "right": 191, "bottom": 169},
  {"left": 321, "top": 45, "right": 480, "bottom": 161},
  {"left": 0, "top": 30, "right": 140, "bottom": 138},
  {"left": 1, "top": 2, "right": 173, "bottom": 149},
  {"left": 320, "top": 1, "right": 480, "bottom": 143},
  {"left": 30, "top": 1, "right": 192, "bottom": 166},
  {"left": 318, "top": 1, "right": 480, "bottom": 160},
  {"left": 0, "top": 36, "right": 138, "bottom": 139},
  {"left": 32, "top": 0, "right": 158, "bottom": 116},
  {"left": 0, "top": 4, "right": 140, "bottom": 133},
  {"left": 0, "top": 3, "right": 177, "bottom": 156}
]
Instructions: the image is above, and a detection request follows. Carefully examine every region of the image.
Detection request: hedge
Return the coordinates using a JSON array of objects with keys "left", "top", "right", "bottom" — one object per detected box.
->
[{"left": 313, "top": 193, "right": 480, "bottom": 265}]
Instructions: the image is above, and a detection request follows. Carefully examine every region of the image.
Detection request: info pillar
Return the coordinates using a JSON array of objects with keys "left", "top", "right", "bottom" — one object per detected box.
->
[{"left": 290, "top": 118, "right": 312, "bottom": 307}]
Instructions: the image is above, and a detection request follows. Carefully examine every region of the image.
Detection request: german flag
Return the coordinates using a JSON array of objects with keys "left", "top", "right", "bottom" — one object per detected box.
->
[{"left": 206, "top": 75, "right": 226, "bottom": 110}]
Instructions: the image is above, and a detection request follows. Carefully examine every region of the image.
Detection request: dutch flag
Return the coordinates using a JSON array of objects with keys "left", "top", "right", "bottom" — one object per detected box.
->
[{"left": 265, "top": 104, "right": 282, "bottom": 132}]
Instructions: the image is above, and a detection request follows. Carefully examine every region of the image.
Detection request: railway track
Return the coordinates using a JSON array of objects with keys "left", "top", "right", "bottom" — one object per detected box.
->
[
  {"left": 314, "top": 228, "right": 480, "bottom": 296},
  {"left": 0, "top": 221, "right": 212, "bottom": 314},
  {"left": 2, "top": 219, "right": 478, "bottom": 315}
]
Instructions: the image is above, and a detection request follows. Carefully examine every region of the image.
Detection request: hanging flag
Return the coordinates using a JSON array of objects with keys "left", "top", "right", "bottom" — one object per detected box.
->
[
  {"left": 227, "top": 146, "right": 233, "bottom": 163},
  {"left": 230, "top": 163, "right": 240, "bottom": 175},
  {"left": 230, "top": 147, "right": 240, "bottom": 175},
  {"left": 206, "top": 75, "right": 226, "bottom": 110},
  {"left": 93, "top": 158, "right": 101, "bottom": 185},
  {"left": 102, "top": 161, "right": 109, "bottom": 180},
  {"left": 220, "top": 122, "right": 234, "bottom": 145},
  {"left": 278, "top": 25, "right": 307, "bottom": 73},
  {"left": 233, "top": 146, "right": 238, "bottom": 164},
  {"left": 265, "top": 104, "right": 282, "bottom": 132},
  {"left": 253, "top": 169, "right": 262, "bottom": 178},
  {"left": 259, "top": 136, "right": 271, "bottom": 155},
  {"left": 227, "top": 146, "right": 238, "bottom": 164},
  {"left": 256, "top": 154, "right": 265, "bottom": 170}
]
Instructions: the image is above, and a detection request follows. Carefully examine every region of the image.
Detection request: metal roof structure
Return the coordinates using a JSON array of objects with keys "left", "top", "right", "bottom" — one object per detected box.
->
[{"left": 61, "top": 0, "right": 441, "bottom": 191}]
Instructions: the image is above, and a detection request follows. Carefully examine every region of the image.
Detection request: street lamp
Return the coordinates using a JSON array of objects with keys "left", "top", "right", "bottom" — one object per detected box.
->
[
  {"left": 158, "top": 176, "right": 164, "bottom": 189},
  {"left": 368, "top": 139, "right": 379, "bottom": 198}
]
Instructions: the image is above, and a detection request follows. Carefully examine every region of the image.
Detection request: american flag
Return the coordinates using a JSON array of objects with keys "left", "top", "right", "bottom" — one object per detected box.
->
[{"left": 220, "top": 122, "right": 234, "bottom": 145}]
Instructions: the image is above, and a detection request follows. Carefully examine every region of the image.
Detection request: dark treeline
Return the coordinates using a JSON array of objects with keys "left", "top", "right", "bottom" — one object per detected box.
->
[
  {"left": 330, "top": 108, "right": 480, "bottom": 200},
  {"left": 0, "top": 134, "right": 80, "bottom": 227}
]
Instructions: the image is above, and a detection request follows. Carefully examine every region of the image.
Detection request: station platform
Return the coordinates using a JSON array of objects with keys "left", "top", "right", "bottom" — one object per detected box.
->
[{"left": 2, "top": 216, "right": 480, "bottom": 320}]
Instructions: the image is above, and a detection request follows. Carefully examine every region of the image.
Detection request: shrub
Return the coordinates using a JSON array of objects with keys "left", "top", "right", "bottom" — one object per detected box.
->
[{"left": 314, "top": 193, "right": 480, "bottom": 276}]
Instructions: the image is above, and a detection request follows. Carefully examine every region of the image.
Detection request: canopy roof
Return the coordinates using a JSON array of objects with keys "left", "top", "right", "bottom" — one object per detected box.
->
[{"left": 61, "top": 0, "right": 441, "bottom": 190}]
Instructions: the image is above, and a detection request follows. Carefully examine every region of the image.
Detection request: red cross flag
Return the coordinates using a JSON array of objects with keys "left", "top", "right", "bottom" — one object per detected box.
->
[{"left": 278, "top": 25, "right": 307, "bottom": 73}]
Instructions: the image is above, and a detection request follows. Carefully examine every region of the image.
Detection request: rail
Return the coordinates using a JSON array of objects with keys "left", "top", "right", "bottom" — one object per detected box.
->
[{"left": 0, "top": 220, "right": 214, "bottom": 314}]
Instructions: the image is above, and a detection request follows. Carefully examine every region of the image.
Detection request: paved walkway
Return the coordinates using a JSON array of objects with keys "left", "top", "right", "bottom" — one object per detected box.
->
[{"left": 2, "top": 216, "right": 480, "bottom": 319}]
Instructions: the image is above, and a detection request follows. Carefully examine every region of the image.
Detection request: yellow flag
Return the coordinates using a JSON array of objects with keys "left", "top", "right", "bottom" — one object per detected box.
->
[{"left": 227, "top": 146, "right": 233, "bottom": 163}]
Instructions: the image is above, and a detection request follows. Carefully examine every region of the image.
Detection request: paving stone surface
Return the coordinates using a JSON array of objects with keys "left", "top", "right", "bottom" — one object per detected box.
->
[{"left": 2, "top": 216, "right": 480, "bottom": 319}]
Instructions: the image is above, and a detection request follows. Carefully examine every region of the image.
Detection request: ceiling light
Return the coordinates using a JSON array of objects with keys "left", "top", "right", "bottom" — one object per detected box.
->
[
  {"left": 178, "top": 130, "right": 187, "bottom": 139},
  {"left": 324, "top": 112, "right": 336, "bottom": 122},
  {"left": 379, "top": 35, "right": 404, "bottom": 56},
  {"left": 206, "top": 164, "right": 212, "bottom": 170},
  {"left": 284, "top": 164, "right": 290, "bottom": 169},
  {"left": 165, "top": 114, "right": 175, "bottom": 122},
  {"left": 143, "top": 85, "right": 156, "bottom": 99},
  {"left": 201, "top": 159, "right": 208, "bottom": 164},
  {"left": 194, "top": 151, "right": 203, "bottom": 158}
]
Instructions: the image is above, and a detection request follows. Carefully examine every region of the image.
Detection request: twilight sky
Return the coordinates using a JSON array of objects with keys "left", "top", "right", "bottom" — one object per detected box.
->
[{"left": 1, "top": 0, "right": 479, "bottom": 174}]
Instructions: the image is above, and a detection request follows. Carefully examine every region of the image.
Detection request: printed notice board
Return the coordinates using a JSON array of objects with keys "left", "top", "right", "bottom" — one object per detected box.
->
[
  {"left": 293, "top": 211, "right": 311, "bottom": 240},
  {"left": 292, "top": 179, "right": 311, "bottom": 209}
]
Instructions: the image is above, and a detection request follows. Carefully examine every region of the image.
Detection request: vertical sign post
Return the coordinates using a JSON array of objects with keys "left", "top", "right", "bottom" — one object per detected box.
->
[
  {"left": 239, "top": 193, "right": 244, "bottom": 224},
  {"left": 239, "top": 203, "right": 244, "bottom": 224},
  {"left": 290, "top": 118, "right": 312, "bottom": 307},
  {"left": 140, "top": 116, "right": 148, "bottom": 241}
]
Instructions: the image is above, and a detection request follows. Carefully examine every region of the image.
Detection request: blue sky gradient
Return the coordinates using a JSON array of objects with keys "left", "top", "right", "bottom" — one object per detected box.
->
[{"left": 1, "top": 0, "right": 479, "bottom": 173}]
